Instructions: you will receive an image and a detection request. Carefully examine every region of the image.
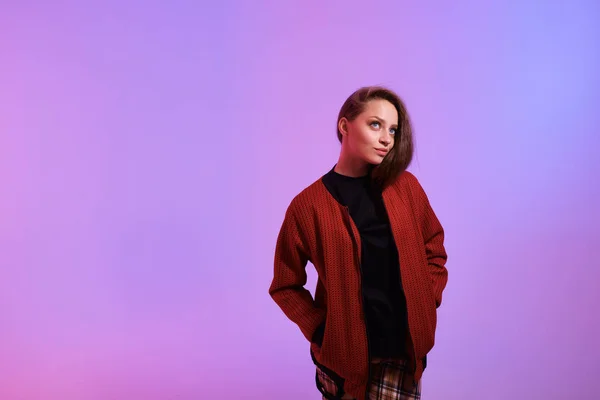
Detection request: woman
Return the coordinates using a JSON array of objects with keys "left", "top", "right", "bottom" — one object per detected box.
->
[{"left": 269, "top": 86, "right": 448, "bottom": 400}]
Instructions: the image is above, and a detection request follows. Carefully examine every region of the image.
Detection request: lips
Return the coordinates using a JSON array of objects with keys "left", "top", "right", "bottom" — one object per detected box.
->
[{"left": 375, "top": 148, "right": 389, "bottom": 156}]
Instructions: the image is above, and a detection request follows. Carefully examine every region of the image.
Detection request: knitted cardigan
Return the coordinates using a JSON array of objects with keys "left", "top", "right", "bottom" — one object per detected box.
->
[{"left": 269, "top": 170, "right": 448, "bottom": 400}]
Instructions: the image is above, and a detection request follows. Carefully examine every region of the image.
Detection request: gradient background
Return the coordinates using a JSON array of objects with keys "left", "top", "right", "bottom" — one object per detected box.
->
[{"left": 1, "top": 1, "right": 599, "bottom": 399}]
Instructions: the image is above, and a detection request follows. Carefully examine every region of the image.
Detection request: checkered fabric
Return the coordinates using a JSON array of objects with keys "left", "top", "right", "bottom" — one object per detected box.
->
[{"left": 317, "top": 359, "right": 420, "bottom": 400}]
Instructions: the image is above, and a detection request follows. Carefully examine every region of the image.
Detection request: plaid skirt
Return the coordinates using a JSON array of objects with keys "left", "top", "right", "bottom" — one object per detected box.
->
[{"left": 316, "top": 358, "right": 421, "bottom": 400}]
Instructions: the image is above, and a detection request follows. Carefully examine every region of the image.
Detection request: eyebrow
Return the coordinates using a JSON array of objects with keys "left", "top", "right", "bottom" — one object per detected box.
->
[{"left": 369, "top": 116, "right": 398, "bottom": 127}]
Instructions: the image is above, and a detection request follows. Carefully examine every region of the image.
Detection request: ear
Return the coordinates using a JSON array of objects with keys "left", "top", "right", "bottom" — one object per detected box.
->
[{"left": 338, "top": 117, "right": 349, "bottom": 137}]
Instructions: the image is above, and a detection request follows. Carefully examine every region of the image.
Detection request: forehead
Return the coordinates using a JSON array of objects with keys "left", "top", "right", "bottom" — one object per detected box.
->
[{"left": 360, "top": 99, "right": 398, "bottom": 123}]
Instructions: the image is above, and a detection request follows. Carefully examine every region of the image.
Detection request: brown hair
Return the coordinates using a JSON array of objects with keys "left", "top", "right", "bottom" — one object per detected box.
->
[{"left": 336, "top": 86, "right": 414, "bottom": 189}]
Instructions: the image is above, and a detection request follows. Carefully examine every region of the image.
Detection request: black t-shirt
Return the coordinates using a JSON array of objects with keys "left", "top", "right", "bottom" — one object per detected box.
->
[{"left": 321, "top": 166, "right": 408, "bottom": 358}]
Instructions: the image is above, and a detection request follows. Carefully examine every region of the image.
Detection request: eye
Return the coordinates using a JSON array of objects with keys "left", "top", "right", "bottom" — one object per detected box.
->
[
  {"left": 370, "top": 121, "right": 381, "bottom": 129},
  {"left": 389, "top": 128, "right": 397, "bottom": 135}
]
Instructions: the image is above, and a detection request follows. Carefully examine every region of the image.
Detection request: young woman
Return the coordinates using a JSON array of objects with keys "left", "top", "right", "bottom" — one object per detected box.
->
[{"left": 269, "top": 86, "right": 448, "bottom": 400}]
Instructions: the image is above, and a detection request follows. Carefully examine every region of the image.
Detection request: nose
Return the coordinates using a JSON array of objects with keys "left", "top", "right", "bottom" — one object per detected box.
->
[{"left": 379, "top": 134, "right": 392, "bottom": 146}]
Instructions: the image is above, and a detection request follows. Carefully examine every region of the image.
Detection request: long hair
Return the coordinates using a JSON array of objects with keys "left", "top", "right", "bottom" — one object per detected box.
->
[{"left": 336, "top": 86, "right": 414, "bottom": 189}]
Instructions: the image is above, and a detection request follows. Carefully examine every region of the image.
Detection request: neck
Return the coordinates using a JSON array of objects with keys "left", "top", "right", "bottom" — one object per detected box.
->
[{"left": 334, "top": 149, "right": 370, "bottom": 177}]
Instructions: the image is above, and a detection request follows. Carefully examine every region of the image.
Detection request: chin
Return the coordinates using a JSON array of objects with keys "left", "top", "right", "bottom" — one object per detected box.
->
[
  {"left": 367, "top": 156, "right": 385, "bottom": 165},
  {"left": 357, "top": 153, "right": 384, "bottom": 167}
]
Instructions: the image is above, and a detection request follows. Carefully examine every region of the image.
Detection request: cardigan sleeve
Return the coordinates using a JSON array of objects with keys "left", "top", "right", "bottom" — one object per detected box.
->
[
  {"left": 269, "top": 203, "right": 326, "bottom": 342},
  {"left": 412, "top": 175, "right": 448, "bottom": 308}
]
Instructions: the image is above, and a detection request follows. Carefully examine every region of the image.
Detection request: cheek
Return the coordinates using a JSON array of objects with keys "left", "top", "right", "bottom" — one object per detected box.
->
[
  {"left": 347, "top": 126, "right": 374, "bottom": 153},
  {"left": 355, "top": 129, "right": 374, "bottom": 146},
  {"left": 352, "top": 131, "right": 376, "bottom": 158}
]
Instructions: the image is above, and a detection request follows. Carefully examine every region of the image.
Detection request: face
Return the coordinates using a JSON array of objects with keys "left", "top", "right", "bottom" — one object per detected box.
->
[{"left": 339, "top": 98, "right": 398, "bottom": 167}]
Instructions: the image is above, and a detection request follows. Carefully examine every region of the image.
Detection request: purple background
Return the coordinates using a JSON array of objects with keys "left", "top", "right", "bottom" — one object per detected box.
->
[{"left": 1, "top": 1, "right": 599, "bottom": 399}]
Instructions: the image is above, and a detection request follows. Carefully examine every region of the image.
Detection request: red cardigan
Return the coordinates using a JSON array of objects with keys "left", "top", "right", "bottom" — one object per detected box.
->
[{"left": 269, "top": 170, "right": 448, "bottom": 400}]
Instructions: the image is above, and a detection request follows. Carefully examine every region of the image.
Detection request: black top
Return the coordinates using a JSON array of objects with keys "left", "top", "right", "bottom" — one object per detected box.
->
[{"left": 318, "top": 166, "right": 409, "bottom": 358}]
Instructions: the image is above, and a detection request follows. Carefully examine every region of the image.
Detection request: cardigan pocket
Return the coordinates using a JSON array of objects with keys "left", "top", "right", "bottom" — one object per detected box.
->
[
  {"left": 316, "top": 365, "right": 346, "bottom": 399},
  {"left": 311, "top": 348, "right": 346, "bottom": 400},
  {"left": 311, "top": 320, "right": 326, "bottom": 347}
]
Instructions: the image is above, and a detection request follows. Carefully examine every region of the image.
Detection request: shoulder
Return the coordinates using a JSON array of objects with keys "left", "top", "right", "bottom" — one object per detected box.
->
[
  {"left": 400, "top": 170, "right": 423, "bottom": 187},
  {"left": 387, "top": 170, "right": 425, "bottom": 196},
  {"left": 278, "top": 177, "right": 330, "bottom": 239},
  {"left": 285, "top": 176, "right": 330, "bottom": 216}
]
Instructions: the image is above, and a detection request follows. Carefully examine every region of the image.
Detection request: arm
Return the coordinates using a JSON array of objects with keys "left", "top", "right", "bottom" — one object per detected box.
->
[
  {"left": 414, "top": 177, "right": 448, "bottom": 308},
  {"left": 269, "top": 204, "right": 326, "bottom": 342}
]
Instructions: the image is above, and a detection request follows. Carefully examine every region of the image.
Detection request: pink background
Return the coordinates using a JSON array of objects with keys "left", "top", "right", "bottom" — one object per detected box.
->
[{"left": 1, "top": 1, "right": 598, "bottom": 399}]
